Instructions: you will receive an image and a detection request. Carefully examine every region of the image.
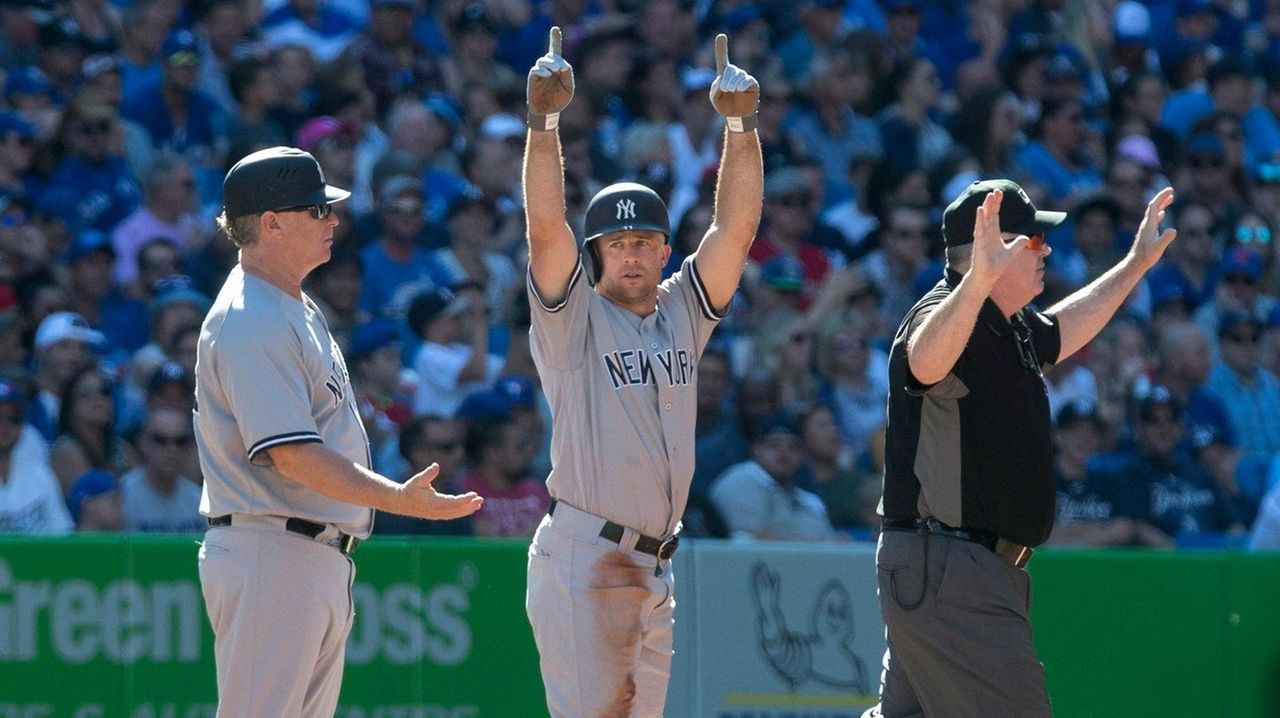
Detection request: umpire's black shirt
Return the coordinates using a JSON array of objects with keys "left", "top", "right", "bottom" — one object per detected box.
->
[{"left": 882, "top": 269, "right": 1061, "bottom": 547}]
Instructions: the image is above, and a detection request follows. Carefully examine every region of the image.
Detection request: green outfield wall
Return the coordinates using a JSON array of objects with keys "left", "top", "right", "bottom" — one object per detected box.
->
[{"left": 0, "top": 536, "right": 1275, "bottom": 717}]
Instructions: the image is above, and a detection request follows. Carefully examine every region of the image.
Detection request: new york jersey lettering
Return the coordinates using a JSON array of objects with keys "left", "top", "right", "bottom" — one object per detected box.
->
[{"left": 603, "top": 348, "right": 695, "bottom": 389}]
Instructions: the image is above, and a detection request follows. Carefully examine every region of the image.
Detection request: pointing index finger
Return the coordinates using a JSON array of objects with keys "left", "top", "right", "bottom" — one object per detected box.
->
[
  {"left": 715, "top": 33, "right": 728, "bottom": 75},
  {"left": 549, "top": 26, "right": 562, "bottom": 57}
]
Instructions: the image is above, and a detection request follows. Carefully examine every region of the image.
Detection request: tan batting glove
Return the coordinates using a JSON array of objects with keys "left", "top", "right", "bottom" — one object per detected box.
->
[
  {"left": 527, "top": 26, "right": 575, "bottom": 132},
  {"left": 709, "top": 33, "right": 760, "bottom": 133}
]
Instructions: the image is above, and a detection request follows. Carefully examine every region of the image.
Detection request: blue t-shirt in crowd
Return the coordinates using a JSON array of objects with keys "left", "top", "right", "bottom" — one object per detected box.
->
[
  {"left": 1014, "top": 141, "right": 1102, "bottom": 202},
  {"left": 121, "top": 83, "right": 223, "bottom": 159},
  {"left": 47, "top": 156, "right": 141, "bottom": 233},
  {"left": 358, "top": 241, "right": 452, "bottom": 320},
  {"left": 1117, "top": 453, "right": 1240, "bottom": 539}
]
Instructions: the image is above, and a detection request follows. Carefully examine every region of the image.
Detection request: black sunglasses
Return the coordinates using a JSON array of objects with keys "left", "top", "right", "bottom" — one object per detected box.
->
[{"left": 276, "top": 203, "right": 332, "bottom": 220}]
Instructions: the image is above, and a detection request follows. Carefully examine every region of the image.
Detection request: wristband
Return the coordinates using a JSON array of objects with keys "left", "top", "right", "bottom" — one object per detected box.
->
[
  {"left": 724, "top": 114, "right": 758, "bottom": 133},
  {"left": 528, "top": 112, "right": 560, "bottom": 132}
]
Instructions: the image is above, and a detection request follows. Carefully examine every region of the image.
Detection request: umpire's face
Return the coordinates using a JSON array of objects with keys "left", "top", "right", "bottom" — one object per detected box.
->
[
  {"left": 594, "top": 230, "right": 670, "bottom": 304},
  {"left": 992, "top": 231, "right": 1052, "bottom": 307}
]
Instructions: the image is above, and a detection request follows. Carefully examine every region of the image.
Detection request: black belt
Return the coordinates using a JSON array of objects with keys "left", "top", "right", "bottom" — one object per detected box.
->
[
  {"left": 882, "top": 517, "right": 1032, "bottom": 568},
  {"left": 207, "top": 515, "right": 359, "bottom": 556},
  {"left": 548, "top": 499, "right": 678, "bottom": 560}
]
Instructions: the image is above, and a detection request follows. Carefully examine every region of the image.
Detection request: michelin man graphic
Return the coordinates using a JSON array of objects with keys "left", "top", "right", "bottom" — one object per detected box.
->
[{"left": 751, "top": 562, "right": 869, "bottom": 694}]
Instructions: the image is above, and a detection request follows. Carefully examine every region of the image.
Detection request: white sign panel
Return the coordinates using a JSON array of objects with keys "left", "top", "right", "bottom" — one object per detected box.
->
[{"left": 669, "top": 541, "right": 884, "bottom": 717}]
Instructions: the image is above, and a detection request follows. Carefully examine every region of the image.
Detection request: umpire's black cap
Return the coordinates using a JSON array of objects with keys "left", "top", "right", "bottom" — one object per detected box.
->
[
  {"left": 941, "top": 179, "right": 1066, "bottom": 248},
  {"left": 222, "top": 146, "right": 351, "bottom": 219}
]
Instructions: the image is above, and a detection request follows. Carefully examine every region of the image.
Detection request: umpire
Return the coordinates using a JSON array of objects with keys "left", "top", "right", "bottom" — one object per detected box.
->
[
  {"left": 863, "top": 179, "right": 1178, "bottom": 717},
  {"left": 194, "top": 147, "right": 482, "bottom": 716}
]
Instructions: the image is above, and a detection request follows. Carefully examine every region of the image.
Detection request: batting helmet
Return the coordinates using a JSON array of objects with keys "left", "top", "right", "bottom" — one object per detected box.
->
[{"left": 581, "top": 182, "right": 670, "bottom": 284}]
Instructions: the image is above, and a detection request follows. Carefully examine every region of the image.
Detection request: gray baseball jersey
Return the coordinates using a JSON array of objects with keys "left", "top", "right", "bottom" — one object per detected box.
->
[
  {"left": 194, "top": 265, "right": 374, "bottom": 538},
  {"left": 528, "top": 255, "right": 723, "bottom": 538}
]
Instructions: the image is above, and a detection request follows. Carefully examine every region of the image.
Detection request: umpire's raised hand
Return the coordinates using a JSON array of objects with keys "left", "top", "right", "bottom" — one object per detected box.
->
[
  {"left": 710, "top": 33, "right": 760, "bottom": 133},
  {"left": 527, "top": 26, "right": 574, "bottom": 131}
]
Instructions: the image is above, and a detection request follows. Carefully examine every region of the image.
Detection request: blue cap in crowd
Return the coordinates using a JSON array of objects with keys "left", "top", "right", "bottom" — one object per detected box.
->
[
  {"left": 1113, "top": 1, "right": 1151, "bottom": 45},
  {"left": 0, "top": 110, "right": 35, "bottom": 139},
  {"left": 0, "top": 378, "right": 25, "bottom": 405},
  {"left": 494, "top": 376, "right": 536, "bottom": 409},
  {"left": 147, "top": 360, "right": 193, "bottom": 393},
  {"left": 348, "top": 319, "right": 400, "bottom": 362},
  {"left": 149, "top": 276, "right": 211, "bottom": 319},
  {"left": 1221, "top": 246, "right": 1263, "bottom": 282},
  {"left": 1186, "top": 132, "right": 1225, "bottom": 159},
  {"left": 455, "top": 389, "right": 512, "bottom": 422},
  {"left": 424, "top": 94, "right": 462, "bottom": 133},
  {"left": 162, "top": 30, "right": 200, "bottom": 66},
  {"left": 4, "top": 66, "right": 51, "bottom": 98},
  {"left": 723, "top": 3, "right": 763, "bottom": 31},
  {"left": 1055, "top": 398, "right": 1104, "bottom": 428},
  {"left": 65, "top": 229, "right": 115, "bottom": 263},
  {"left": 66, "top": 469, "right": 117, "bottom": 523}
]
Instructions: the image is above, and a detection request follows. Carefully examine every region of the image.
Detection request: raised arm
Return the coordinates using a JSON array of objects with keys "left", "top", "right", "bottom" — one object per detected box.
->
[
  {"left": 689, "top": 33, "right": 763, "bottom": 312},
  {"left": 523, "top": 26, "right": 580, "bottom": 303},
  {"left": 1048, "top": 187, "right": 1177, "bottom": 362},
  {"left": 908, "top": 190, "right": 1028, "bottom": 386}
]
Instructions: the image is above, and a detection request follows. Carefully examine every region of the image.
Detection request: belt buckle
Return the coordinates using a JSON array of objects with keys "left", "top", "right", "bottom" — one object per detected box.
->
[
  {"left": 339, "top": 535, "right": 359, "bottom": 556},
  {"left": 656, "top": 536, "right": 678, "bottom": 560}
]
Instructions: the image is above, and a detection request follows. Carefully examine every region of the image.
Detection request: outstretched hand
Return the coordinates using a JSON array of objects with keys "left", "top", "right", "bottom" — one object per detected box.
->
[
  {"left": 1131, "top": 187, "right": 1177, "bottom": 269},
  {"left": 709, "top": 33, "right": 759, "bottom": 119},
  {"left": 527, "top": 26, "right": 574, "bottom": 118},
  {"left": 398, "top": 463, "right": 484, "bottom": 520},
  {"left": 969, "top": 190, "right": 1029, "bottom": 290}
]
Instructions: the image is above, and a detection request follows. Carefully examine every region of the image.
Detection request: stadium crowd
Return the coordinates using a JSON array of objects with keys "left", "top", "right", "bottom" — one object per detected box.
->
[{"left": 0, "top": 0, "right": 1278, "bottom": 550}]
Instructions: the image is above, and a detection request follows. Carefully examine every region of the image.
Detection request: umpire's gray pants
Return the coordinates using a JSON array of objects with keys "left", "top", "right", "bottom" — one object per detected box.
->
[
  {"left": 861, "top": 529, "right": 1053, "bottom": 718},
  {"left": 199, "top": 521, "right": 355, "bottom": 718},
  {"left": 526, "top": 503, "right": 675, "bottom": 718}
]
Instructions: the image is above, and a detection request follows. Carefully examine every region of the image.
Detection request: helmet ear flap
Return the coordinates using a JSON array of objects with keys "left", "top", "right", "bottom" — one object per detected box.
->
[{"left": 581, "top": 240, "right": 601, "bottom": 286}]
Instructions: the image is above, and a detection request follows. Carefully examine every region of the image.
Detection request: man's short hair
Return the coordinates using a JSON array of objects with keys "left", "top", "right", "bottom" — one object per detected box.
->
[{"left": 216, "top": 210, "right": 260, "bottom": 248}]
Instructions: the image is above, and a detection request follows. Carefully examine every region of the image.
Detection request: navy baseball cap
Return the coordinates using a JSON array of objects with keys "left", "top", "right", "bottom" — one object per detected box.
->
[
  {"left": 222, "top": 146, "right": 350, "bottom": 219},
  {"left": 4, "top": 66, "right": 51, "bottom": 98},
  {"left": 1055, "top": 398, "right": 1103, "bottom": 428},
  {"left": 348, "top": 319, "right": 400, "bottom": 362},
  {"left": 941, "top": 179, "right": 1066, "bottom": 248},
  {"left": 455, "top": 389, "right": 512, "bottom": 421},
  {"left": 147, "top": 360, "right": 193, "bottom": 393},
  {"left": 0, "top": 110, "right": 35, "bottom": 139},
  {"left": 162, "top": 29, "right": 200, "bottom": 67},
  {"left": 66, "top": 229, "right": 115, "bottom": 262},
  {"left": 494, "top": 375, "right": 536, "bottom": 408},
  {"left": 406, "top": 286, "right": 469, "bottom": 334},
  {"left": 0, "top": 378, "right": 25, "bottom": 405},
  {"left": 1221, "top": 246, "right": 1263, "bottom": 282},
  {"left": 1137, "top": 385, "right": 1183, "bottom": 420},
  {"left": 66, "top": 469, "right": 117, "bottom": 523}
]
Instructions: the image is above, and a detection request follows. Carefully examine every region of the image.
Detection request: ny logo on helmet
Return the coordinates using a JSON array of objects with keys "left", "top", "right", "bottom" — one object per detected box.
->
[{"left": 616, "top": 199, "right": 636, "bottom": 220}]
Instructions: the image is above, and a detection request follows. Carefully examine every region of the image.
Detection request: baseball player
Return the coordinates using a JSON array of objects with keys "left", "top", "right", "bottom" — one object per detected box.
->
[
  {"left": 522, "top": 29, "right": 762, "bottom": 717},
  {"left": 194, "top": 146, "right": 483, "bottom": 717}
]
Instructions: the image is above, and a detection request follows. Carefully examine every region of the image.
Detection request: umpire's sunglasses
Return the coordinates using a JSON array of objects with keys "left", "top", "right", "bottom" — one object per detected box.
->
[{"left": 275, "top": 203, "right": 333, "bottom": 220}]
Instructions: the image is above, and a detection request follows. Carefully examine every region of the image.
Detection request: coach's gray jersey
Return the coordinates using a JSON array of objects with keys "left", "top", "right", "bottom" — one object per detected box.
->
[
  {"left": 195, "top": 265, "right": 374, "bottom": 537},
  {"left": 529, "top": 255, "right": 724, "bottom": 538}
]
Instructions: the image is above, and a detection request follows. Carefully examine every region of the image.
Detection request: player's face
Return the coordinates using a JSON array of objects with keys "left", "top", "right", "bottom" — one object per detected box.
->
[{"left": 594, "top": 230, "right": 670, "bottom": 309}]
